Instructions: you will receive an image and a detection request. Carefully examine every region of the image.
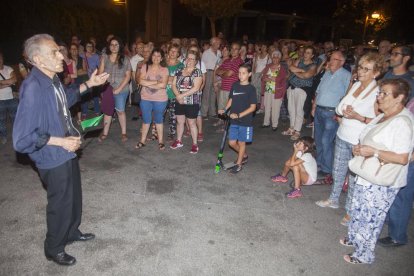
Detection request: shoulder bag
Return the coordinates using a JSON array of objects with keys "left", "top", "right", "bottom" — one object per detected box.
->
[{"left": 348, "top": 114, "right": 412, "bottom": 186}]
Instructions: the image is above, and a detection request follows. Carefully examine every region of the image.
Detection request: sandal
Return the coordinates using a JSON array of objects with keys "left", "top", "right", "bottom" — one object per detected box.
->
[
  {"left": 98, "top": 134, "right": 107, "bottom": 142},
  {"left": 340, "top": 214, "right": 351, "bottom": 227},
  {"left": 343, "top": 254, "right": 363, "bottom": 264},
  {"left": 158, "top": 143, "right": 165, "bottom": 151},
  {"left": 282, "top": 128, "right": 294, "bottom": 136},
  {"left": 290, "top": 131, "right": 301, "bottom": 141},
  {"left": 135, "top": 142, "right": 146, "bottom": 149},
  {"left": 339, "top": 237, "right": 353, "bottom": 247},
  {"left": 121, "top": 134, "right": 128, "bottom": 142},
  {"left": 151, "top": 133, "right": 158, "bottom": 141}
]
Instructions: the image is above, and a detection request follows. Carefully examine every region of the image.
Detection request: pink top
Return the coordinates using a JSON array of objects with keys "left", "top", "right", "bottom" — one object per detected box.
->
[{"left": 140, "top": 64, "right": 169, "bottom": 102}]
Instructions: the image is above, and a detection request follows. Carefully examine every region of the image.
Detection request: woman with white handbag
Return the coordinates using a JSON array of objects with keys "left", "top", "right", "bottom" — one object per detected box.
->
[{"left": 340, "top": 78, "right": 414, "bottom": 264}]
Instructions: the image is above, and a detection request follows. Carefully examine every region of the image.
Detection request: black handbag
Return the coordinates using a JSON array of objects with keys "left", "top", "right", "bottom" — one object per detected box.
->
[{"left": 131, "top": 79, "right": 142, "bottom": 105}]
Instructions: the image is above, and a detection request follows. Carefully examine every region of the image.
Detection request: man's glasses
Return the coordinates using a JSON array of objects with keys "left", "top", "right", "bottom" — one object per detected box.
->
[{"left": 391, "top": 52, "right": 403, "bottom": 57}]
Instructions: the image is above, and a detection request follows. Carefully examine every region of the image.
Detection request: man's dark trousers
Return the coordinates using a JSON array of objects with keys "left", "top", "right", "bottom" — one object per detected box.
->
[
  {"left": 387, "top": 161, "right": 414, "bottom": 244},
  {"left": 39, "top": 158, "right": 82, "bottom": 256}
]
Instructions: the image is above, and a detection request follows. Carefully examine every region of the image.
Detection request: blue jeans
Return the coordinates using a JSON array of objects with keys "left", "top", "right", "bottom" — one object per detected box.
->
[
  {"left": 0, "top": 98, "right": 18, "bottom": 138},
  {"left": 140, "top": 100, "right": 167, "bottom": 124},
  {"left": 314, "top": 107, "right": 338, "bottom": 174},
  {"left": 387, "top": 162, "right": 414, "bottom": 244},
  {"left": 329, "top": 136, "right": 355, "bottom": 213}
]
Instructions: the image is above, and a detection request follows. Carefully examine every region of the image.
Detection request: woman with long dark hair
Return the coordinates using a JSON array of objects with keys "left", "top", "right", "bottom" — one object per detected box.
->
[{"left": 98, "top": 36, "right": 131, "bottom": 142}]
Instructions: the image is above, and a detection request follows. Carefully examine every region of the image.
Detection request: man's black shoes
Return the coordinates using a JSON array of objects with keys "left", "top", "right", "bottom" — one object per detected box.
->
[
  {"left": 378, "top": 237, "right": 405, "bottom": 247},
  {"left": 46, "top": 251, "right": 76, "bottom": 266},
  {"left": 67, "top": 233, "right": 95, "bottom": 244}
]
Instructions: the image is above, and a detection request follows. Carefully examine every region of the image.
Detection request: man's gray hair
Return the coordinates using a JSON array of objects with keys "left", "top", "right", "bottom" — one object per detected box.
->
[{"left": 24, "top": 34, "right": 54, "bottom": 63}]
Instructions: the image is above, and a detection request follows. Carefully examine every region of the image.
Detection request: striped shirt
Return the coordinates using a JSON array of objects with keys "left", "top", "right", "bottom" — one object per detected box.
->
[{"left": 219, "top": 57, "right": 244, "bottom": 91}]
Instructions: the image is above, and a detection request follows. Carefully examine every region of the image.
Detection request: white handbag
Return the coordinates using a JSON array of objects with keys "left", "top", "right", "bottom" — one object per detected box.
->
[{"left": 348, "top": 115, "right": 412, "bottom": 186}]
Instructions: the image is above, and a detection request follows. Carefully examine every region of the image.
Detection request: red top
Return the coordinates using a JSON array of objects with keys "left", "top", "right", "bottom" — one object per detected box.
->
[{"left": 219, "top": 57, "right": 244, "bottom": 91}]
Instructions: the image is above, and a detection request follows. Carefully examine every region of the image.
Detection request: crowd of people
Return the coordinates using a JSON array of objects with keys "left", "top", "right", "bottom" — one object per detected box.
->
[{"left": 1, "top": 32, "right": 413, "bottom": 266}]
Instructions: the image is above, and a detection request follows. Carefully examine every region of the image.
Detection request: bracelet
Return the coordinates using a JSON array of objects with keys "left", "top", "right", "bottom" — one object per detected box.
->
[{"left": 83, "top": 82, "right": 91, "bottom": 92}]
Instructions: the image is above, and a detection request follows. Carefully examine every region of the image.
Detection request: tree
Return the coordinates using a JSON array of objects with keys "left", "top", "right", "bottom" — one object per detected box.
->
[{"left": 179, "top": 0, "right": 246, "bottom": 37}]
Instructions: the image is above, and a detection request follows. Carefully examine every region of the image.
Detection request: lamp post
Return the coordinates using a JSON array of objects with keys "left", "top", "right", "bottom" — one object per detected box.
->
[
  {"left": 362, "top": 11, "right": 380, "bottom": 44},
  {"left": 113, "top": 0, "right": 130, "bottom": 43}
]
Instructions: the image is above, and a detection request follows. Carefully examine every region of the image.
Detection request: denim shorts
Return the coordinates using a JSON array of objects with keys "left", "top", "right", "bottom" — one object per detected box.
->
[
  {"left": 140, "top": 100, "right": 168, "bottom": 124},
  {"left": 114, "top": 89, "right": 129, "bottom": 112},
  {"left": 228, "top": 124, "right": 253, "bottom": 142}
]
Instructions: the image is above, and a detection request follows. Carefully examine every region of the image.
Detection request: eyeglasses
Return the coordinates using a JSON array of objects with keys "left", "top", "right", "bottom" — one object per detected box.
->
[
  {"left": 391, "top": 52, "right": 403, "bottom": 57},
  {"left": 377, "top": 90, "right": 392, "bottom": 97},
  {"left": 357, "top": 65, "right": 373, "bottom": 73}
]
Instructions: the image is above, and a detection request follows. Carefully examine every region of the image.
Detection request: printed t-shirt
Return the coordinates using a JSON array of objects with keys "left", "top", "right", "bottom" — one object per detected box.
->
[{"left": 229, "top": 82, "right": 257, "bottom": 126}]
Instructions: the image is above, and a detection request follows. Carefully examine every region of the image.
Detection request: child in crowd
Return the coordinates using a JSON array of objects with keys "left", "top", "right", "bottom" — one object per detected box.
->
[
  {"left": 219, "top": 64, "right": 257, "bottom": 174},
  {"left": 271, "top": 136, "right": 317, "bottom": 198}
]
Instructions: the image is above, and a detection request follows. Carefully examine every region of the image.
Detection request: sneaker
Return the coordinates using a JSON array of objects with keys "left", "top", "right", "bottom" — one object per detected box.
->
[
  {"left": 287, "top": 188, "right": 303, "bottom": 198},
  {"left": 271, "top": 173, "right": 288, "bottom": 183},
  {"left": 183, "top": 130, "right": 190, "bottom": 138},
  {"left": 170, "top": 140, "right": 183, "bottom": 149},
  {"left": 190, "top": 144, "right": 199, "bottom": 154},
  {"left": 315, "top": 199, "right": 339, "bottom": 209},
  {"left": 230, "top": 164, "right": 242, "bottom": 174},
  {"left": 241, "top": 155, "right": 248, "bottom": 165},
  {"left": 197, "top": 133, "right": 204, "bottom": 142}
]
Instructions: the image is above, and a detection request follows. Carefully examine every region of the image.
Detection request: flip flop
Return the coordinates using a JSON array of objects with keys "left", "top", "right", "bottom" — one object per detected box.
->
[{"left": 343, "top": 254, "right": 363, "bottom": 264}]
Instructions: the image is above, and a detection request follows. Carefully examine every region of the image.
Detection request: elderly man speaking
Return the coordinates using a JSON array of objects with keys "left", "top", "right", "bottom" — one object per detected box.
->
[{"left": 13, "top": 34, "right": 109, "bottom": 266}]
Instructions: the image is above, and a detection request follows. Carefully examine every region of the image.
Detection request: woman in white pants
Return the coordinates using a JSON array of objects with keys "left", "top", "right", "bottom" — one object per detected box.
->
[{"left": 282, "top": 46, "right": 317, "bottom": 140}]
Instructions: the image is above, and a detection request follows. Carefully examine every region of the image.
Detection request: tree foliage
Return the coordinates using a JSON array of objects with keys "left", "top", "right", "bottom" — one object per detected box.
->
[
  {"left": 332, "top": 0, "right": 413, "bottom": 44},
  {"left": 179, "top": 0, "right": 246, "bottom": 37},
  {"left": 0, "top": 0, "right": 124, "bottom": 49}
]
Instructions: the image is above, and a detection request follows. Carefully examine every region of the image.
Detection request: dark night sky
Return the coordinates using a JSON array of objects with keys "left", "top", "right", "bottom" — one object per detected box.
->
[{"left": 68, "top": 0, "right": 337, "bottom": 17}]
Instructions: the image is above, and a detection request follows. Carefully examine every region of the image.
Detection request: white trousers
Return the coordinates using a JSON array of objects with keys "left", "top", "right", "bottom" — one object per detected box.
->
[
  {"left": 287, "top": 87, "right": 307, "bottom": 132},
  {"left": 263, "top": 93, "right": 282, "bottom": 128}
]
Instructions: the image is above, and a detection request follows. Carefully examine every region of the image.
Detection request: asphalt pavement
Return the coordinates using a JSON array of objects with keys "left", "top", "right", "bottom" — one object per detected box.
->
[{"left": 0, "top": 106, "right": 413, "bottom": 275}]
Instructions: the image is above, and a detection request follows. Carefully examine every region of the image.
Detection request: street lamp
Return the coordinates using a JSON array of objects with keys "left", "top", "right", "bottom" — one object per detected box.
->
[
  {"left": 362, "top": 11, "right": 381, "bottom": 44},
  {"left": 113, "top": 0, "right": 130, "bottom": 43}
]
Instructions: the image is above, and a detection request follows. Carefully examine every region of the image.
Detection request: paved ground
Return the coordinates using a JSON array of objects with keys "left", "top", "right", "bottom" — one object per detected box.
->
[{"left": 0, "top": 107, "right": 413, "bottom": 275}]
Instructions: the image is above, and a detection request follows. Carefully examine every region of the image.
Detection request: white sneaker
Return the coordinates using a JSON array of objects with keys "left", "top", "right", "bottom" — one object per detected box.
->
[{"left": 315, "top": 199, "right": 339, "bottom": 209}]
